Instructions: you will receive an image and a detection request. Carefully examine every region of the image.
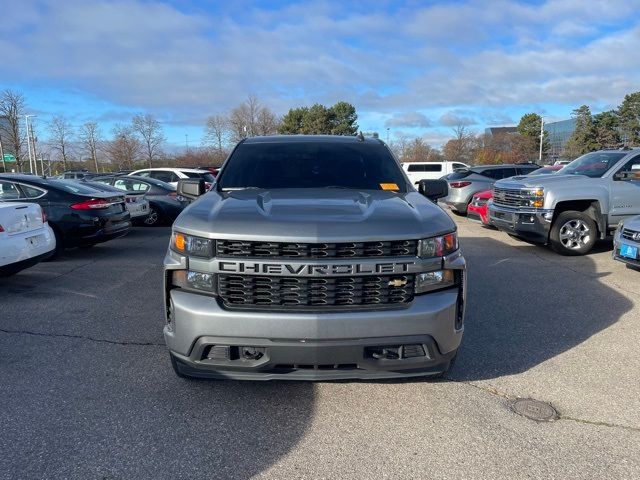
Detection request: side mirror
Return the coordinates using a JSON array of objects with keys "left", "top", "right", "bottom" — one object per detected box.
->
[
  {"left": 177, "top": 179, "right": 205, "bottom": 200},
  {"left": 418, "top": 179, "right": 448, "bottom": 201}
]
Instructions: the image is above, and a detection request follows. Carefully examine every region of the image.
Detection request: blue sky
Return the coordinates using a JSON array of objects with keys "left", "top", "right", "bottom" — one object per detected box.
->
[{"left": 1, "top": 0, "right": 639, "bottom": 149}]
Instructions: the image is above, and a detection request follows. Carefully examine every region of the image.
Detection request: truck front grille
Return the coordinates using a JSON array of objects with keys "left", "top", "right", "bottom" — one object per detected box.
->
[
  {"left": 218, "top": 274, "right": 415, "bottom": 309},
  {"left": 622, "top": 228, "right": 640, "bottom": 241},
  {"left": 492, "top": 187, "right": 529, "bottom": 208},
  {"left": 216, "top": 240, "right": 417, "bottom": 259}
]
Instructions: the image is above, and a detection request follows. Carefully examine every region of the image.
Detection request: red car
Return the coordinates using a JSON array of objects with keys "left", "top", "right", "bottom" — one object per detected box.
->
[{"left": 467, "top": 189, "right": 492, "bottom": 226}]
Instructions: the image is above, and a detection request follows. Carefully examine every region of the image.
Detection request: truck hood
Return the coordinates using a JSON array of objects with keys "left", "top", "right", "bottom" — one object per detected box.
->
[
  {"left": 497, "top": 174, "right": 592, "bottom": 189},
  {"left": 173, "top": 189, "right": 456, "bottom": 242}
]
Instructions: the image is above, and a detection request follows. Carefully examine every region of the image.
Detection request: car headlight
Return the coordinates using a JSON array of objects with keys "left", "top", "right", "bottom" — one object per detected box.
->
[
  {"left": 171, "top": 232, "right": 215, "bottom": 258},
  {"left": 524, "top": 187, "right": 544, "bottom": 208},
  {"left": 415, "top": 270, "right": 457, "bottom": 293},
  {"left": 418, "top": 232, "right": 458, "bottom": 258},
  {"left": 171, "top": 270, "right": 216, "bottom": 293}
]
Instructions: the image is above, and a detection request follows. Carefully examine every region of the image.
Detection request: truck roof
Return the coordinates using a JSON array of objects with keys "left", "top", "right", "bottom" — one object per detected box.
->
[{"left": 242, "top": 134, "right": 382, "bottom": 145}]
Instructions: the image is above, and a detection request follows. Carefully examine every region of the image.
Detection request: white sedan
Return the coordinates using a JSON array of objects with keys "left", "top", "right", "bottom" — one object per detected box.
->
[
  {"left": 0, "top": 202, "right": 56, "bottom": 276},
  {"left": 128, "top": 168, "right": 215, "bottom": 188}
]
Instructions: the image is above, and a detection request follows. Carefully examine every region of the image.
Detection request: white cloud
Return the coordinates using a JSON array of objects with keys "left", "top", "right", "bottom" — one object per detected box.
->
[
  {"left": 1, "top": 0, "right": 639, "bottom": 135},
  {"left": 385, "top": 112, "right": 431, "bottom": 128}
]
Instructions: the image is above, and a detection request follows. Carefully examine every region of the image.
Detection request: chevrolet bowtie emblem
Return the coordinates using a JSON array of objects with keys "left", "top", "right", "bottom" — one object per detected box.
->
[{"left": 388, "top": 278, "right": 408, "bottom": 287}]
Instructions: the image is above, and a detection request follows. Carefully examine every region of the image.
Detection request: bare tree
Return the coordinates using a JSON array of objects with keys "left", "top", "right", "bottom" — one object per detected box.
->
[
  {"left": 79, "top": 122, "right": 102, "bottom": 172},
  {"left": 47, "top": 116, "right": 74, "bottom": 170},
  {"left": 132, "top": 114, "right": 165, "bottom": 168},
  {"left": 203, "top": 114, "right": 229, "bottom": 151},
  {"left": 0, "top": 89, "right": 27, "bottom": 171},
  {"left": 228, "top": 95, "right": 280, "bottom": 142},
  {"left": 105, "top": 124, "right": 142, "bottom": 170}
]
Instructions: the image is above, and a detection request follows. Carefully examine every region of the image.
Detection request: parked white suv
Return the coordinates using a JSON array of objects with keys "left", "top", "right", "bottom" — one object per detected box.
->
[
  {"left": 0, "top": 202, "right": 56, "bottom": 276},
  {"left": 129, "top": 168, "right": 215, "bottom": 188},
  {"left": 402, "top": 161, "right": 469, "bottom": 185}
]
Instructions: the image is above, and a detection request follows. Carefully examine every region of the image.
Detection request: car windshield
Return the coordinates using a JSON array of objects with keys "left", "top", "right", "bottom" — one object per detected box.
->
[
  {"left": 529, "top": 167, "right": 559, "bottom": 175},
  {"left": 559, "top": 152, "right": 627, "bottom": 178},
  {"left": 217, "top": 141, "right": 407, "bottom": 192}
]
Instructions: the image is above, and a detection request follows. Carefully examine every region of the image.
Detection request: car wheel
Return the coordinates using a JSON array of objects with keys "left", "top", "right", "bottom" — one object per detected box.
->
[
  {"left": 170, "top": 353, "right": 194, "bottom": 379},
  {"left": 143, "top": 207, "right": 163, "bottom": 226},
  {"left": 550, "top": 210, "right": 597, "bottom": 256}
]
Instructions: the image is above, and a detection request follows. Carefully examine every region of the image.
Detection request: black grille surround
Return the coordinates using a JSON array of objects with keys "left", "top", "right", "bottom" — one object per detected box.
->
[
  {"left": 218, "top": 274, "right": 415, "bottom": 311},
  {"left": 216, "top": 239, "right": 417, "bottom": 259}
]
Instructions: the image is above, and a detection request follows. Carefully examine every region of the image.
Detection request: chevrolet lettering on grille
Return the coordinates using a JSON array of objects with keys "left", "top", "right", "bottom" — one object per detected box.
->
[{"left": 214, "top": 260, "right": 419, "bottom": 277}]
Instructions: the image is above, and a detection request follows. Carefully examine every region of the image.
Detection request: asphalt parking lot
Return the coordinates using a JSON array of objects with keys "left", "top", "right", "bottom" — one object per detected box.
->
[{"left": 2, "top": 218, "right": 639, "bottom": 479}]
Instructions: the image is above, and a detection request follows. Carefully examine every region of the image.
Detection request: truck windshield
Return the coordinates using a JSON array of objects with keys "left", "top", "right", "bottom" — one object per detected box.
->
[
  {"left": 217, "top": 141, "right": 407, "bottom": 192},
  {"left": 560, "top": 152, "right": 627, "bottom": 178}
]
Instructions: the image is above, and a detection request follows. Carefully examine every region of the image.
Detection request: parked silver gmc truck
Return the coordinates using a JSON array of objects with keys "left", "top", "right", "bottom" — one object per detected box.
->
[
  {"left": 489, "top": 149, "right": 640, "bottom": 255},
  {"left": 163, "top": 135, "right": 466, "bottom": 380}
]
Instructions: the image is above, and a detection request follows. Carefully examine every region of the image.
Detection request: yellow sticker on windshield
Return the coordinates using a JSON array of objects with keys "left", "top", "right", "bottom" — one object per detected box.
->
[{"left": 380, "top": 183, "right": 399, "bottom": 191}]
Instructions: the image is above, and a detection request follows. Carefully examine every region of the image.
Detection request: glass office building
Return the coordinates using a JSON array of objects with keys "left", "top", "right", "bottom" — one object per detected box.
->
[{"left": 545, "top": 118, "right": 576, "bottom": 159}]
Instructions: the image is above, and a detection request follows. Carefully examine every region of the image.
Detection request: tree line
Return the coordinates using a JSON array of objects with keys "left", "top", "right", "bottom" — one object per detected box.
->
[{"left": 0, "top": 89, "right": 360, "bottom": 174}]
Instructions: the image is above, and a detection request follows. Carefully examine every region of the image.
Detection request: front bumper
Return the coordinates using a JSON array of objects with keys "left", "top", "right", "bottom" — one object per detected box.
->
[
  {"left": 613, "top": 229, "right": 640, "bottom": 267},
  {"left": 164, "top": 252, "right": 466, "bottom": 380},
  {"left": 489, "top": 204, "right": 553, "bottom": 243},
  {"left": 467, "top": 203, "right": 489, "bottom": 225}
]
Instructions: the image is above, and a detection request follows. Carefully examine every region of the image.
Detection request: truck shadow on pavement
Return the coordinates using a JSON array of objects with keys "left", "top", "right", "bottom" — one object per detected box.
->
[
  {"left": 450, "top": 235, "right": 634, "bottom": 381},
  {"left": 0, "top": 227, "right": 314, "bottom": 480}
]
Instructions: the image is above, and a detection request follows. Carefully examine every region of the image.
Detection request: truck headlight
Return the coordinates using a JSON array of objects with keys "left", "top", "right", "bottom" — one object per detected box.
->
[
  {"left": 171, "top": 232, "right": 214, "bottom": 258},
  {"left": 415, "top": 270, "right": 456, "bottom": 293},
  {"left": 171, "top": 270, "right": 216, "bottom": 293},
  {"left": 525, "top": 187, "right": 544, "bottom": 208},
  {"left": 418, "top": 232, "right": 458, "bottom": 258}
]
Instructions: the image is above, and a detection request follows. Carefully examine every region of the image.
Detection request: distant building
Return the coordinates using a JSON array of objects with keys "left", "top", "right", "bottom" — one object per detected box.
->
[
  {"left": 545, "top": 118, "right": 576, "bottom": 159},
  {"left": 484, "top": 126, "right": 518, "bottom": 137}
]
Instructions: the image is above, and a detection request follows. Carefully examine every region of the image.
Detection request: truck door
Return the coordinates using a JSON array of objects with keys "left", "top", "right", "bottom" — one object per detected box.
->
[{"left": 609, "top": 154, "right": 640, "bottom": 225}]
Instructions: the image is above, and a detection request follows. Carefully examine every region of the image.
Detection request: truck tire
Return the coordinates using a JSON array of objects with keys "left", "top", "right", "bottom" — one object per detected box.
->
[{"left": 550, "top": 210, "right": 597, "bottom": 256}]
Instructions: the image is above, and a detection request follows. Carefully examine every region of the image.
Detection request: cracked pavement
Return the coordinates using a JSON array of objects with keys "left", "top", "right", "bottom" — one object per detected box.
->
[{"left": 1, "top": 221, "right": 639, "bottom": 479}]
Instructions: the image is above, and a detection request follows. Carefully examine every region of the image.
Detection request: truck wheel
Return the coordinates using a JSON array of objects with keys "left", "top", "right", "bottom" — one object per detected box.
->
[
  {"left": 170, "top": 353, "right": 194, "bottom": 379},
  {"left": 550, "top": 210, "right": 597, "bottom": 256}
]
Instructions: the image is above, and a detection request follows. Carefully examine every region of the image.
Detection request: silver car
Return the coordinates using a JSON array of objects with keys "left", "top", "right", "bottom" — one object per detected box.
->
[
  {"left": 443, "top": 164, "right": 539, "bottom": 214},
  {"left": 614, "top": 215, "right": 640, "bottom": 268}
]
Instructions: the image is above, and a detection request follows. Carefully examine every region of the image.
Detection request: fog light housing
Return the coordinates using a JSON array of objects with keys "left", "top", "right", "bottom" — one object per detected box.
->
[
  {"left": 171, "top": 269, "right": 216, "bottom": 293},
  {"left": 415, "top": 269, "right": 456, "bottom": 294}
]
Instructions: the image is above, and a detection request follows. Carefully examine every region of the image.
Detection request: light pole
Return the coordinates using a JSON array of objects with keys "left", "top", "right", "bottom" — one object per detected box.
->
[
  {"left": 538, "top": 116, "right": 544, "bottom": 164},
  {"left": 25, "top": 115, "right": 37, "bottom": 174},
  {"left": 386, "top": 128, "right": 390, "bottom": 143}
]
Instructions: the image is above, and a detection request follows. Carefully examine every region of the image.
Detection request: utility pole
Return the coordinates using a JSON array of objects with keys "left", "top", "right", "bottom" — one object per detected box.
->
[
  {"left": 185, "top": 133, "right": 189, "bottom": 150},
  {"left": 25, "top": 115, "right": 37, "bottom": 174},
  {"left": 538, "top": 116, "right": 544, "bottom": 164},
  {"left": 30, "top": 122, "right": 39, "bottom": 176}
]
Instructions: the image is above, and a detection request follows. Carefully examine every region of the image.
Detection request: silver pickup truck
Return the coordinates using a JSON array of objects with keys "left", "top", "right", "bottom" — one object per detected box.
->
[
  {"left": 489, "top": 149, "right": 640, "bottom": 255},
  {"left": 163, "top": 135, "right": 466, "bottom": 380}
]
